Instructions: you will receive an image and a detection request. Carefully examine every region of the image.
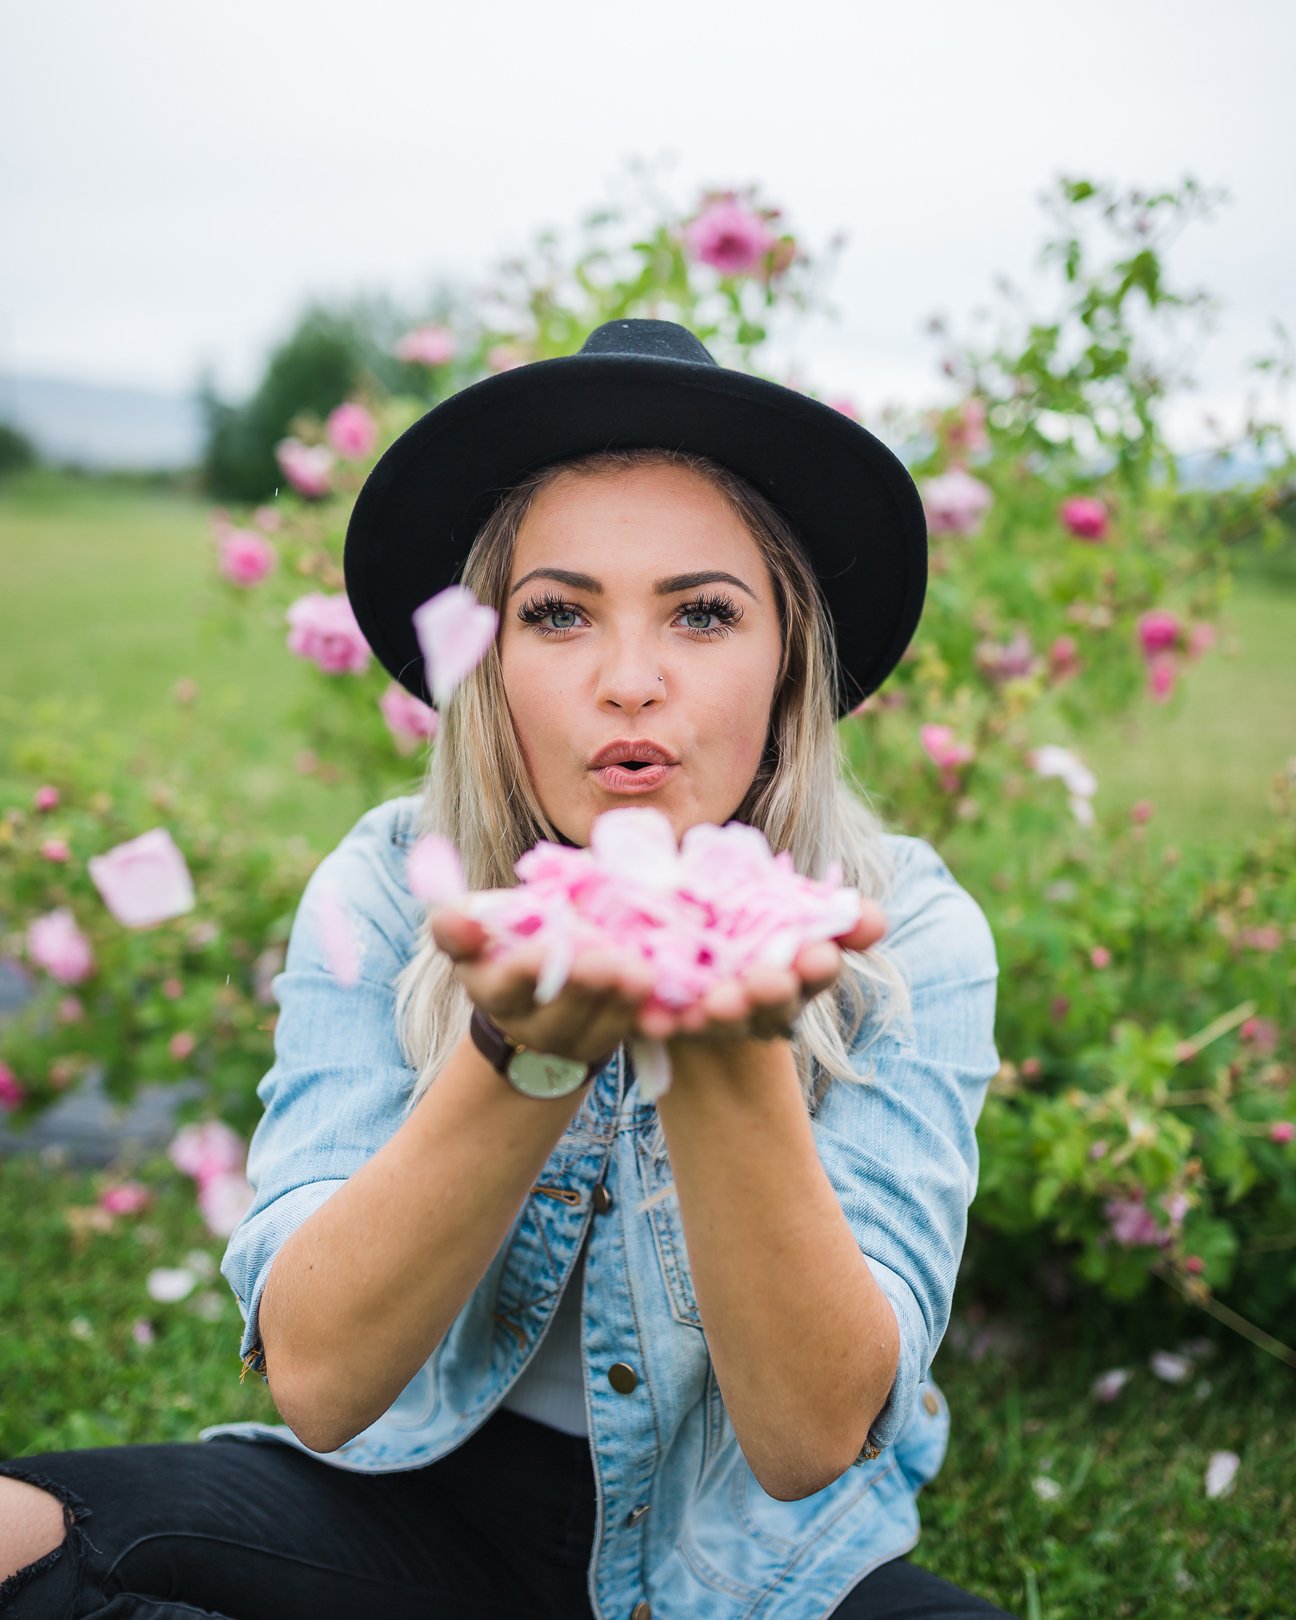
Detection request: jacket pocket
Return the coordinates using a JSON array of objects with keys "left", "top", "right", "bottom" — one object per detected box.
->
[{"left": 635, "top": 1136, "right": 703, "bottom": 1330}]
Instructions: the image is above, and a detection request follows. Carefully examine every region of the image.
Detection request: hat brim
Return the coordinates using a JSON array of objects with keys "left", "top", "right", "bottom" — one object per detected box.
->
[{"left": 343, "top": 354, "right": 927, "bottom": 718}]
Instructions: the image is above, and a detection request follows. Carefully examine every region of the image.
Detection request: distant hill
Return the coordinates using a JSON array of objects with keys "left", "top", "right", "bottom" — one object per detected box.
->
[
  {"left": 0, "top": 370, "right": 1282, "bottom": 490},
  {"left": 0, "top": 372, "right": 204, "bottom": 469}
]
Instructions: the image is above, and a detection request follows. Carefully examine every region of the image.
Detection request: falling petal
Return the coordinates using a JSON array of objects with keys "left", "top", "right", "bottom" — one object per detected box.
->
[
  {"left": 629, "top": 1037, "right": 673, "bottom": 1102},
  {"left": 316, "top": 880, "right": 361, "bottom": 986},
  {"left": 147, "top": 1266, "right": 198, "bottom": 1303},
  {"left": 88, "top": 828, "right": 197, "bottom": 928},
  {"left": 1090, "top": 1367, "right": 1131, "bottom": 1403},
  {"left": 1204, "top": 1450, "right": 1239, "bottom": 1499},
  {"left": 534, "top": 929, "right": 575, "bottom": 1006},
  {"left": 406, "top": 835, "right": 467, "bottom": 904},
  {"left": 1150, "top": 1350, "right": 1193, "bottom": 1383},
  {"left": 412, "top": 585, "right": 499, "bottom": 707}
]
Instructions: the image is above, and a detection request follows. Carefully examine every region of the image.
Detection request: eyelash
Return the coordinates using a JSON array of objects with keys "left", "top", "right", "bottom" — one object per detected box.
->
[{"left": 515, "top": 590, "right": 744, "bottom": 641}]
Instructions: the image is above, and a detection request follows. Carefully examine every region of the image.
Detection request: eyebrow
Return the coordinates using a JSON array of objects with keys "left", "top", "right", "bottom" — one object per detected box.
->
[{"left": 508, "top": 567, "right": 759, "bottom": 602}]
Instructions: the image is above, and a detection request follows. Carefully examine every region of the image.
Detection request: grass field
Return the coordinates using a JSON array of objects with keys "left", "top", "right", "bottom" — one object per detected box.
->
[{"left": 0, "top": 1151, "right": 1288, "bottom": 1619}]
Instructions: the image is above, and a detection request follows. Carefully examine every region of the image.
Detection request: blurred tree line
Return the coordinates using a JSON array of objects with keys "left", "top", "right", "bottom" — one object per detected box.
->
[{"left": 197, "top": 288, "right": 463, "bottom": 501}]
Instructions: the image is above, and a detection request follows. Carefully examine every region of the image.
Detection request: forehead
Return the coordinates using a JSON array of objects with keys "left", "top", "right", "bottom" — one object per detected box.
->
[{"left": 511, "top": 463, "right": 764, "bottom": 573}]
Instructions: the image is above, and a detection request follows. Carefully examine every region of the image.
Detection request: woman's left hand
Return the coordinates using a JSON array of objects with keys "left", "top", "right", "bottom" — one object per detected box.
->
[{"left": 633, "top": 899, "right": 888, "bottom": 1046}]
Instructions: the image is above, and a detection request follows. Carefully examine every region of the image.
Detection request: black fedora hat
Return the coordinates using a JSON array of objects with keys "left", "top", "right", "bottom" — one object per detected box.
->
[{"left": 343, "top": 318, "right": 927, "bottom": 717}]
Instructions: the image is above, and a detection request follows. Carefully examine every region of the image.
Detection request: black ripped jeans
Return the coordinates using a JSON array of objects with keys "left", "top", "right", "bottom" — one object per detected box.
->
[{"left": 1, "top": 1407, "right": 1017, "bottom": 1618}]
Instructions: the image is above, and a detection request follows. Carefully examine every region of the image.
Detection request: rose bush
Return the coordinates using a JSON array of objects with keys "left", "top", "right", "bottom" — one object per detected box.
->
[{"left": 3, "top": 168, "right": 1294, "bottom": 1343}]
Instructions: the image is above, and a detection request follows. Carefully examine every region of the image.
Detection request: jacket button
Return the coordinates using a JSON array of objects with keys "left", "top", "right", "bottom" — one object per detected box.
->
[
  {"left": 625, "top": 1503, "right": 650, "bottom": 1526},
  {"left": 631, "top": 1603, "right": 653, "bottom": 1620},
  {"left": 592, "top": 1182, "right": 613, "bottom": 1214},
  {"left": 922, "top": 1391, "right": 940, "bottom": 1416},
  {"left": 608, "top": 1362, "right": 638, "bottom": 1393}
]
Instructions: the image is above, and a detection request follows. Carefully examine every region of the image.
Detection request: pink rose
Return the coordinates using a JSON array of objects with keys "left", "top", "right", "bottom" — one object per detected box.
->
[
  {"left": 920, "top": 724, "right": 975, "bottom": 792},
  {"left": 1048, "top": 635, "right": 1081, "bottom": 681},
  {"left": 1239, "top": 1016, "right": 1277, "bottom": 1054},
  {"left": 88, "top": 828, "right": 196, "bottom": 928},
  {"left": 40, "top": 838, "right": 70, "bottom": 862},
  {"left": 975, "top": 630, "right": 1037, "bottom": 683},
  {"left": 161, "top": 976, "right": 184, "bottom": 1000},
  {"left": 394, "top": 324, "right": 456, "bottom": 366},
  {"left": 0, "top": 1061, "right": 26, "bottom": 1111},
  {"left": 379, "top": 683, "right": 439, "bottom": 748},
  {"left": 197, "top": 1170, "right": 255, "bottom": 1237},
  {"left": 218, "top": 528, "right": 276, "bottom": 587},
  {"left": 1147, "top": 655, "right": 1176, "bottom": 702},
  {"left": 1270, "top": 1121, "right": 1295, "bottom": 1144},
  {"left": 168, "top": 1120, "right": 246, "bottom": 1187},
  {"left": 920, "top": 467, "right": 994, "bottom": 537},
  {"left": 275, "top": 438, "right": 334, "bottom": 499},
  {"left": 1187, "top": 622, "right": 1217, "bottom": 660},
  {"left": 285, "top": 592, "right": 372, "bottom": 675},
  {"left": 826, "top": 397, "right": 860, "bottom": 421},
  {"left": 1184, "top": 1256, "right": 1204, "bottom": 1274},
  {"left": 947, "top": 398, "right": 989, "bottom": 455},
  {"left": 1090, "top": 945, "right": 1112, "bottom": 969},
  {"left": 682, "top": 199, "right": 777, "bottom": 275},
  {"left": 27, "top": 908, "right": 95, "bottom": 984},
  {"left": 1240, "top": 925, "right": 1283, "bottom": 952},
  {"left": 168, "top": 1030, "right": 196, "bottom": 1062},
  {"left": 1061, "top": 496, "right": 1109, "bottom": 540},
  {"left": 1130, "top": 800, "right": 1154, "bottom": 824},
  {"left": 34, "top": 785, "right": 60, "bottom": 812},
  {"left": 1137, "top": 609, "right": 1181, "bottom": 657},
  {"left": 325, "top": 402, "right": 378, "bottom": 460},
  {"left": 251, "top": 505, "right": 282, "bottom": 533},
  {"left": 1104, "top": 1189, "right": 1182, "bottom": 1249},
  {"left": 485, "top": 342, "right": 527, "bottom": 373},
  {"left": 99, "top": 1181, "right": 152, "bottom": 1216}
]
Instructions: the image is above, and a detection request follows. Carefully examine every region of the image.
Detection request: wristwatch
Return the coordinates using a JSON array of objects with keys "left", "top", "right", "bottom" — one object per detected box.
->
[{"left": 468, "top": 1004, "right": 616, "bottom": 1100}]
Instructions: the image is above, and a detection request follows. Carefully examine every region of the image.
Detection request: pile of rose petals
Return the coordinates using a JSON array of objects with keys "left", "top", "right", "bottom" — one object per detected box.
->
[{"left": 408, "top": 806, "right": 864, "bottom": 1100}]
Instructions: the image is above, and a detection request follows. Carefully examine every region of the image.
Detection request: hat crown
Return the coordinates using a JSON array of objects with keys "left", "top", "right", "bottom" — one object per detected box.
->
[{"left": 578, "top": 318, "right": 717, "bottom": 367}]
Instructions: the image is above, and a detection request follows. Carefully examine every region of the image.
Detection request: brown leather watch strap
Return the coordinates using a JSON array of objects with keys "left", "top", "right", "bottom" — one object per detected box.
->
[{"left": 468, "top": 1004, "right": 614, "bottom": 1087}]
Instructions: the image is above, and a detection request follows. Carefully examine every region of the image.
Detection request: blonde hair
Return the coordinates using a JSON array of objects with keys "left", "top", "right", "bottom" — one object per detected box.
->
[{"left": 392, "top": 446, "right": 913, "bottom": 1186}]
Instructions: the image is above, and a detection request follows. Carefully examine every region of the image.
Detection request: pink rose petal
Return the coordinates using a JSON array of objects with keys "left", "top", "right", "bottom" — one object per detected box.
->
[
  {"left": 412, "top": 585, "right": 499, "bottom": 707},
  {"left": 406, "top": 835, "right": 467, "bottom": 905},
  {"left": 316, "top": 879, "right": 361, "bottom": 986},
  {"left": 88, "top": 828, "right": 196, "bottom": 928}
]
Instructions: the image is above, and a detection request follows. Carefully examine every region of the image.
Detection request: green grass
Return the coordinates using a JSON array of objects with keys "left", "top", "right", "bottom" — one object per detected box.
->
[
  {"left": 1037, "top": 581, "right": 1295, "bottom": 854},
  {"left": 1, "top": 1154, "right": 1289, "bottom": 1617},
  {"left": 0, "top": 468, "right": 372, "bottom": 849}
]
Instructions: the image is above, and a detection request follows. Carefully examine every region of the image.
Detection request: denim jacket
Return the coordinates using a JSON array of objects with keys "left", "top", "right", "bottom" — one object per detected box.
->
[{"left": 201, "top": 793, "right": 1000, "bottom": 1620}]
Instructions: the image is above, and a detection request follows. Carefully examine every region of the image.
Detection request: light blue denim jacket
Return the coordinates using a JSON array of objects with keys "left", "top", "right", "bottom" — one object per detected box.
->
[{"left": 201, "top": 793, "right": 1000, "bottom": 1620}]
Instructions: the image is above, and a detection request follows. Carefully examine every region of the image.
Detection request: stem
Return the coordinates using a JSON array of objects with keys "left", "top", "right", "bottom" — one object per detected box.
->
[{"left": 1151, "top": 1259, "right": 1296, "bottom": 1368}]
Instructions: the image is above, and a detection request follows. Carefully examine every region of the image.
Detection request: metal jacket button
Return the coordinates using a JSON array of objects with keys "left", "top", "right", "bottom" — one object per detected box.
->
[
  {"left": 631, "top": 1603, "right": 653, "bottom": 1620},
  {"left": 922, "top": 1391, "right": 940, "bottom": 1416},
  {"left": 625, "top": 1503, "right": 650, "bottom": 1526},
  {"left": 592, "top": 1182, "right": 613, "bottom": 1214},
  {"left": 608, "top": 1362, "right": 638, "bottom": 1393}
]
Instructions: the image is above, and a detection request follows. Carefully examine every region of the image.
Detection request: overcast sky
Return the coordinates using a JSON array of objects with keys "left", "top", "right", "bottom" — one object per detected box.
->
[{"left": 3, "top": 0, "right": 1293, "bottom": 451}]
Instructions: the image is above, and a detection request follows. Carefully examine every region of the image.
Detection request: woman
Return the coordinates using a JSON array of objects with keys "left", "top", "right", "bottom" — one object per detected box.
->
[{"left": 0, "top": 320, "right": 1015, "bottom": 1619}]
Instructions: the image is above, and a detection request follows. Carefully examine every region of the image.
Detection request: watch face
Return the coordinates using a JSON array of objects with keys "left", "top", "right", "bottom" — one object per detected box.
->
[{"left": 507, "top": 1048, "right": 589, "bottom": 1099}]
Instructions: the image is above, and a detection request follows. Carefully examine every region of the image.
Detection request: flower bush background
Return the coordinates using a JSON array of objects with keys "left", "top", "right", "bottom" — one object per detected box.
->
[{"left": 2, "top": 171, "right": 1294, "bottom": 1345}]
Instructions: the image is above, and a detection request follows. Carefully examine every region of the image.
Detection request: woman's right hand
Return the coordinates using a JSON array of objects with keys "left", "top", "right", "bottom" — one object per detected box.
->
[{"left": 429, "top": 904, "right": 657, "bottom": 1066}]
